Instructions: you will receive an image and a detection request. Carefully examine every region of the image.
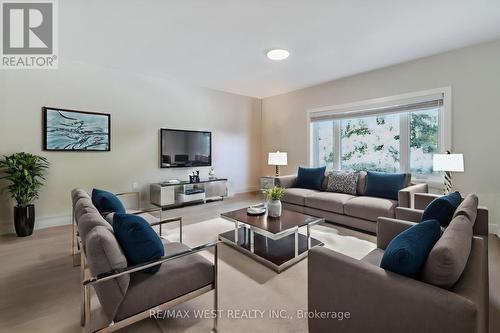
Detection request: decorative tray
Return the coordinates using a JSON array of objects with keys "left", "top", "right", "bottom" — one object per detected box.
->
[{"left": 247, "top": 204, "right": 266, "bottom": 216}]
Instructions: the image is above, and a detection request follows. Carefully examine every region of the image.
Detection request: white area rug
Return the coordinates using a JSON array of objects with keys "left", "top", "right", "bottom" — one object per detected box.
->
[{"left": 162, "top": 217, "right": 376, "bottom": 260}]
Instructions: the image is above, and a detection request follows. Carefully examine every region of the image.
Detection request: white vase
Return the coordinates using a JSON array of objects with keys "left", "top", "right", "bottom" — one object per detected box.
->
[
  {"left": 208, "top": 167, "right": 216, "bottom": 179},
  {"left": 267, "top": 199, "right": 282, "bottom": 217}
]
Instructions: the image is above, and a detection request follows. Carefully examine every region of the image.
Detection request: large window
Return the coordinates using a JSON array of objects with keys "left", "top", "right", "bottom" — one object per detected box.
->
[
  {"left": 341, "top": 114, "right": 400, "bottom": 172},
  {"left": 312, "top": 120, "right": 334, "bottom": 170},
  {"left": 410, "top": 109, "right": 439, "bottom": 174},
  {"left": 310, "top": 90, "right": 448, "bottom": 182}
]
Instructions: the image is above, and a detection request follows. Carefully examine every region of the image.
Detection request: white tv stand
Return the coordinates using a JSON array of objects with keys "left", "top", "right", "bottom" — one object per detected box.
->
[{"left": 150, "top": 178, "right": 228, "bottom": 208}]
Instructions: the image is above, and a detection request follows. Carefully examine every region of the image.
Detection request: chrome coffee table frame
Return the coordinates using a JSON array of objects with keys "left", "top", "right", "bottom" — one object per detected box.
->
[{"left": 219, "top": 210, "right": 324, "bottom": 273}]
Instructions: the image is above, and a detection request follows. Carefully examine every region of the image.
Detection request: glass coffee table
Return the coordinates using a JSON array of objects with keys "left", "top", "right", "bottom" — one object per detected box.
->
[{"left": 219, "top": 207, "right": 324, "bottom": 272}]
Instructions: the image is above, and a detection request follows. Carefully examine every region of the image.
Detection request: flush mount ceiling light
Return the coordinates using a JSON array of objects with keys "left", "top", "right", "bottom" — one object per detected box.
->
[{"left": 266, "top": 49, "right": 290, "bottom": 61}]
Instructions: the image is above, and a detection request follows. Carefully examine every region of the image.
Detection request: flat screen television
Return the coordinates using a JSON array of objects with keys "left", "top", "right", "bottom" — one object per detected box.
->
[{"left": 160, "top": 129, "right": 212, "bottom": 168}]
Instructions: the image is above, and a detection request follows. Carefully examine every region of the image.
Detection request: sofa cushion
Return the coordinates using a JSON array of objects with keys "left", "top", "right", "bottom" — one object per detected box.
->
[
  {"left": 85, "top": 226, "right": 129, "bottom": 320},
  {"left": 452, "top": 194, "right": 478, "bottom": 224},
  {"left": 75, "top": 198, "right": 99, "bottom": 222},
  {"left": 74, "top": 196, "right": 93, "bottom": 210},
  {"left": 326, "top": 171, "right": 358, "bottom": 195},
  {"left": 295, "top": 166, "right": 326, "bottom": 191},
  {"left": 92, "top": 189, "right": 126, "bottom": 214},
  {"left": 114, "top": 242, "right": 214, "bottom": 321},
  {"left": 113, "top": 214, "right": 164, "bottom": 274},
  {"left": 380, "top": 219, "right": 441, "bottom": 278},
  {"left": 105, "top": 212, "right": 114, "bottom": 225},
  {"left": 321, "top": 173, "right": 329, "bottom": 191},
  {"left": 78, "top": 211, "right": 113, "bottom": 243},
  {"left": 356, "top": 171, "right": 367, "bottom": 195},
  {"left": 448, "top": 237, "right": 488, "bottom": 332},
  {"left": 344, "top": 196, "right": 398, "bottom": 222},
  {"left": 421, "top": 215, "right": 473, "bottom": 289},
  {"left": 305, "top": 192, "right": 355, "bottom": 214},
  {"left": 76, "top": 206, "right": 100, "bottom": 225},
  {"left": 106, "top": 211, "right": 160, "bottom": 226},
  {"left": 421, "top": 191, "right": 461, "bottom": 227},
  {"left": 356, "top": 171, "right": 410, "bottom": 196},
  {"left": 71, "top": 188, "right": 90, "bottom": 206},
  {"left": 364, "top": 171, "right": 409, "bottom": 200},
  {"left": 361, "top": 248, "right": 384, "bottom": 266},
  {"left": 282, "top": 188, "right": 319, "bottom": 206}
]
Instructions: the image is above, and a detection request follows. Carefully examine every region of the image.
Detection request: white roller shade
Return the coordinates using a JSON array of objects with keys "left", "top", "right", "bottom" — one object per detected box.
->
[{"left": 310, "top": 93, "right": 443, "bottom": 121}]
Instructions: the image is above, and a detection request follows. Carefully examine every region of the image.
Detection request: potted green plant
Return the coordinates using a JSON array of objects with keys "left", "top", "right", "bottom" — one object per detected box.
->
[
  {"left": 0, "top": 152, "right": 49, "bottom": 237},
  {"left": 265, "top": 186, "right": 285, "bottom": 218}
]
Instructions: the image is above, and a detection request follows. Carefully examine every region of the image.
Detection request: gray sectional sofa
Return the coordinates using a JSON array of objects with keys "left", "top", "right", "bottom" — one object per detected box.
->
[
  {"left": 276, "top": 171, "right": 428, "bottom": 233},
  {"left": 308, "top": 193, "right": 489, "bottom": 333}
]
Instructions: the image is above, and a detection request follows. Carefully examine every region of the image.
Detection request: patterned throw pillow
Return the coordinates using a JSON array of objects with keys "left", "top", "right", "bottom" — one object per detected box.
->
[{"left": 326, "top": 171, "right": 358, "bottom": 195}]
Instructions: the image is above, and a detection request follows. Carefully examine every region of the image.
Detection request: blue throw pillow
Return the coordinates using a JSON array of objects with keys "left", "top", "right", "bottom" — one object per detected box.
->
[
  {"left": 295, "top": 166, "right": 326, "bottom": 190},
  {"left": 421, "top": 191, "right": 461, "bottom": 227},
  {"left": 364, "top": 171, "right": 407, "bottom": 200},
  {"left": 380, "top": 219, "right": 441, "bottom": 278},
  {"left": 92, "top": 189, "right": 126, "bottom": 214},
  {"left": 113, "top": 214, "right": 164, "bottom": 273}
]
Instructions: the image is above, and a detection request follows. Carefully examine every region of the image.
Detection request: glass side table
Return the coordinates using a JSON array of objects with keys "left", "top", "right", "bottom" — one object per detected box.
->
[{"left": 260, "top": 176, "right": 277, "bottom": 191}]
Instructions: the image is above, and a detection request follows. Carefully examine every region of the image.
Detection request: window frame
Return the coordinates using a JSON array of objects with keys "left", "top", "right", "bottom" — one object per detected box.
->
[{"left": 307, "top": 87, "right": 452, "bottom": 185}]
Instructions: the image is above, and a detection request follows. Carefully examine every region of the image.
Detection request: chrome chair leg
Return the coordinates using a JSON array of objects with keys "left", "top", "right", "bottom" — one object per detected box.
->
[
  {"left": 72, "top": 209, "right": 75, "bottom": 256},
  {"left": 82, "top": 241, "right": 218, "bottom": 333},
  {"left": 179, "top": 217, "right": 183, "bottom": 243},
  {"left": 80, "top": 248, "right": 86, "bottom": 326},
  {"left": 212, "top": 243, "right": 218, "bottom": 333},
  {"left": 84, "top": 284, "right": 91, "bottom": 332}
]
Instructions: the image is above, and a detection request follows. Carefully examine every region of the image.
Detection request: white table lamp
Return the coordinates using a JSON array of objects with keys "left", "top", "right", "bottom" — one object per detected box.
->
[
  {"left": 433, "top": 152, "right": 464, "bottom": 194},
  {"left": 268, "top": 151, "right": 288, "bottom": 177}
]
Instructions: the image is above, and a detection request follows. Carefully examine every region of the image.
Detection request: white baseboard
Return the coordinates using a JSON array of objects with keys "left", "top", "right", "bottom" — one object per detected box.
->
[
  {"left": 35, "top": 214, "right": 72, "bottom": 230},
  {"left": 6, "top": 186, "right": 262, "bottom": 235},
  {"left": 489, "top": 223, "right": 499, "bottom": 236},
  {"left": 231, "top": 185, "right": 260, "bottom": 195},
  {"left": 0, "top": 213, "right": 72, "bottom": 236},
  {"left": 27, "top": 186, "right": 261, "bottom": 233}
]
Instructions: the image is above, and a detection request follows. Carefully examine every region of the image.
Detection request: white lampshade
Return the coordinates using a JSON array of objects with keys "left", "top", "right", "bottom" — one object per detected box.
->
[
  {"left": 433, "top": 153, "right": 464, "bottom": 172},
  {"left": 268, "top": 151, "right": 288, "bottom": 166}
]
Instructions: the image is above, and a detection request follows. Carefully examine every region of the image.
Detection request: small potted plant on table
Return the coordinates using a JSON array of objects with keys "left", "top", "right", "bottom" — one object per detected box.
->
[
  {"left": 265, "top": 186, "right": 285, "bottom": 218},
  {"left": 0, "top": 152, "right": 49, "bottom": 237}
]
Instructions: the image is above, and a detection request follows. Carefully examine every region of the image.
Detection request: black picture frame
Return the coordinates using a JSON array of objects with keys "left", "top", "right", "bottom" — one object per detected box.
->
[
  {"left": 160, "top": 128, "right": 212, "bottom": 168},
  {"left": 42, "top": 107, "right": 111, "bottom": 151}
]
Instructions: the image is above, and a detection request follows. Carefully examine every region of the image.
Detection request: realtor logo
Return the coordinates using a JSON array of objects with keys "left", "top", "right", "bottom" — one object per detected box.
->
[{"left": 1, "top": 0, "right": 58, "bottom": 69}]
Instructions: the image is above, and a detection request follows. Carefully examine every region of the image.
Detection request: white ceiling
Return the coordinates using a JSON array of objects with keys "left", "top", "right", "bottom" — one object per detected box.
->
[{"left": 62, "top": 1, "right": 500, "bottom": 98}]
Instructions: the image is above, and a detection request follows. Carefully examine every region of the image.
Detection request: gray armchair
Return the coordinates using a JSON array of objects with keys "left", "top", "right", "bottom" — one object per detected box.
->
[
  {"left": 71, "top": 189, "right": 218, "bottom": 333},
  {"left": 70, "top": 189, "right": 174, "bottom": 266},
  {"left": 82, "top": 234, "right": 219, "bottom": 333},
  {"left": 308, "top": 196, "right": 489, "bottom": 333},
  {"left": 396, "top": 193, "right": 489, "bottom": 236}
]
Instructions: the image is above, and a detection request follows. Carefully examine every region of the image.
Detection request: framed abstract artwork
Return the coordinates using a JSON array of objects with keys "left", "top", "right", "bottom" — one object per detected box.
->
[{"left": 43, "top": 107, "right": 111, "bottom": 151}]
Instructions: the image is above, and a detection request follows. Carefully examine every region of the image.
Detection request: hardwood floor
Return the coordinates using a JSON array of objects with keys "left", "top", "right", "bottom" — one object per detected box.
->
[
  {"left": 0, "top": 192, "right": 263, "bottom": 333},
  {"left": 0, "top": 192, "right": 498, "bottom": 332}
]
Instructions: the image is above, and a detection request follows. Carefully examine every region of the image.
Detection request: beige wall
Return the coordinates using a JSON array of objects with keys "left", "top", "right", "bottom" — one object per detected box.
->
[
  {"left": 0, "top": 62, "right": 262, "bottom": 234},
  {"left": 2, "top": 40, "right": 499, "bottom": 234},
  {"left": 262, "top": 39, "right": 500, "bottom": 232}
]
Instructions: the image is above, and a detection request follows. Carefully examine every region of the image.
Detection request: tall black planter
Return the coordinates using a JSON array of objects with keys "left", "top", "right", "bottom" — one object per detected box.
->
[{"left": 14, "top": 205, "right": 35, "bottom": 237}]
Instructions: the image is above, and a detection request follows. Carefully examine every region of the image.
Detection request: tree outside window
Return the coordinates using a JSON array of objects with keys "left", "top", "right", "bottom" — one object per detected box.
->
[
  {"left": 312, "top": 120, "right": 334, "bottom": 170},
  {"left": 341, "top": 114, "right": 400, "bottom": 172},
  {"left": 410, "top": 108, "right": 439, "bottom": 175},
  {"left": 312, "top": 108, "right": 440, "bottom": 177}
]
